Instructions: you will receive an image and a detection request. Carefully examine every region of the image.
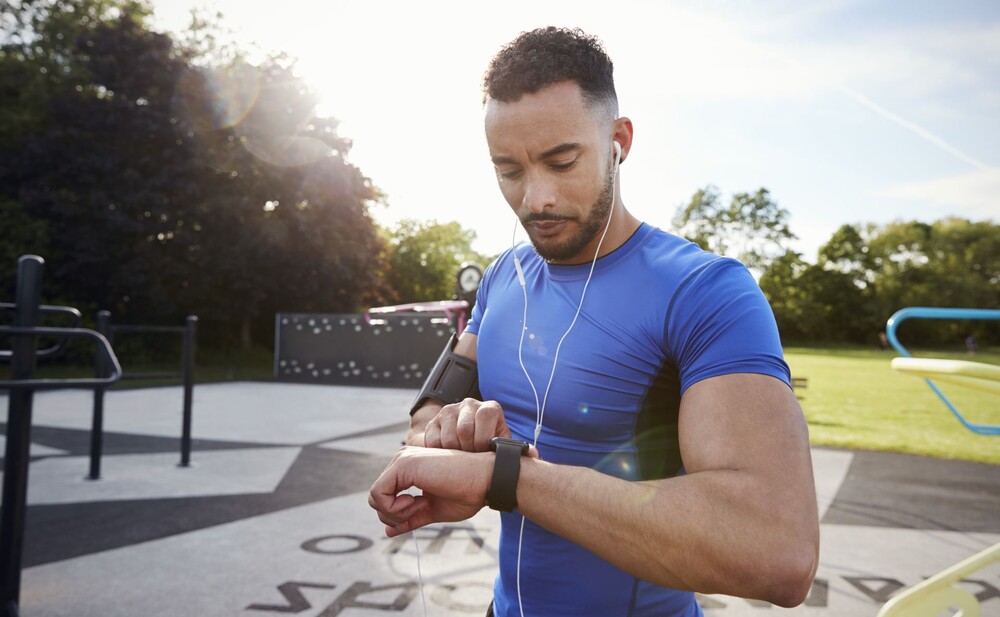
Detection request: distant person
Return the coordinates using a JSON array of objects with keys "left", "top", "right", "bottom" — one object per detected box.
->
[
  {"left": 879, "top": 331, "right": 889, "bottom": 351},
  {"left": 369, "top": 26, "right": 819, "bottom": 616},
  {"left": 966, "top": 334, "right": 978, "bottom": 356}
]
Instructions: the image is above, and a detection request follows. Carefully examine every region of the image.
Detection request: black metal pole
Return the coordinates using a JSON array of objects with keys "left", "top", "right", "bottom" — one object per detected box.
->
[
  {"left": 0, "top": 255, "right": 44, "bottom": 614},
  {"left": 88, "top": 311, "right": 112, "bottom": 480},
  {"left": 179, "top": 315, "right": 197, "bottom": 467}
]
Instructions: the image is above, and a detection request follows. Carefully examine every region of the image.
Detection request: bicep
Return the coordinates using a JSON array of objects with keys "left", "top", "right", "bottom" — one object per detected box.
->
[
  {"left": 676, "top": 372, "right": 820, "bottom": 591},
  {"left": 678, "top": 373, "right": 812, "bottom": 484},
  {"left": 454, "top": 331, "right": 478, "bottom": 361}
]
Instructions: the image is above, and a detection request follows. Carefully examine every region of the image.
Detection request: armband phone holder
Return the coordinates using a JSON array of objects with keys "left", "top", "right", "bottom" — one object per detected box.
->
[{"left": 409, "top": 333, "right": 480, "bottom": 416}]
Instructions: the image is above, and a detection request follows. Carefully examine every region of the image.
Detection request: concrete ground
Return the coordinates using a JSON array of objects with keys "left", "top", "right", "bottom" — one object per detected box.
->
[{"left": 1, "top": 382, "right": 998, "bottom": 617}]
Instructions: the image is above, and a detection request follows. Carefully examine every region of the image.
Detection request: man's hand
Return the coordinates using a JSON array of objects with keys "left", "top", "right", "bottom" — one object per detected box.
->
[
  {"left": 423, "top": 398, "right": 510, "bottom": 451},
  {"left": 368, "top": 446, "right": 492, "bottom": 537}
]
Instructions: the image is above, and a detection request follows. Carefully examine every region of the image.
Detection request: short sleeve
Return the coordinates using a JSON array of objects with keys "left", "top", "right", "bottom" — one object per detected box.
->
[
  {"left": 665, "top": 258, "right": 790, "bottom": 394},
  {"left": 464, "top": 252, "right": 507, "bottom": 336}
]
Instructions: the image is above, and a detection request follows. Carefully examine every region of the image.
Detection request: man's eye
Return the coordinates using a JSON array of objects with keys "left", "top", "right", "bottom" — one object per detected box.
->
[
  {"left": 498, "top": 169, "right": 522, "bottom": 180},
  {"left": 551, "top": 161, "right": 576, "bottom": 171}
]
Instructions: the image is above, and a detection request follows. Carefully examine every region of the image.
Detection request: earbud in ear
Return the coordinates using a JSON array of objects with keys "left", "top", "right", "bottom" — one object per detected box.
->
[{"left": 613, "top": 141, "right": 622, "bottom": 163}]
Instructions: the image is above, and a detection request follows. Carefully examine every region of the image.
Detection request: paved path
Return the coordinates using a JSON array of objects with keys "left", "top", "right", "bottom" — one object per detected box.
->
[{"left": 1, "top": 382, "right": 998, "bottom": 616}]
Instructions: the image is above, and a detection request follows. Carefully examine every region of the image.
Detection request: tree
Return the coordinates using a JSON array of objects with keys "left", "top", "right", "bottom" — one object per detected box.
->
[
  {"left": 0, "top": 198, "right": 48, "bottom": 266},
  {"left": 1, "top": 0, "right": 160, "bottom": 307},
  {"left": 170, "top": 56, "right": 390, "bottom": 347},
  {"left": 383, "top": 219, "right": 489, "bottom": 305},
  {"left": 0, "top": 0, "right": 389, "bottom": 349},
  {"left": 758, "top": 250, "right": 812, "bottom": 341},
  {"left": 673, "top": 186, "right": 796, "bottom": 272},
  {"left": 761, "top": 217, "right": 998, "bottom": 345},
  {"left": 867, "top": 218, "right": 999, "bottom": 346},
  {"left": 817, "top": 223, "right": 877, "bottom": 286},
  {"left": 759, "top": 250, "right": 873, "bottom": 343}
]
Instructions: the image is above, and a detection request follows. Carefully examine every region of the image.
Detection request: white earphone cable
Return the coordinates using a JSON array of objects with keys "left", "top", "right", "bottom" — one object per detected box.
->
[
  {"left": 512, "top": 145, "right": 621, "bottom": 617},
  {"left": 413, "top": 531, "right": 428, "bottom": 617}
]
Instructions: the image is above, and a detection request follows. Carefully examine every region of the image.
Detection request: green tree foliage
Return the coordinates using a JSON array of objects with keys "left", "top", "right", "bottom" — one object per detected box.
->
[
  {"left": 673, "top": 185, "right": 796, "bottom": 272},
  {"left": 868, "top": 219, "right": 999, "bottom": 345},
  {"left": 0, "top": 0, "right": 388, "bottom": 348},
  {"left": 383, "top": 219, "right": 489, "bottom": 305},
  {"left": 760, "top": 250, "right": 875, "bottom": 343},
  {"left": 0, "top": 197, "right": 49, "bottom": 268},
  {"left": 818, "top": 223, "right": 877, "bottom": 285},
  {"left": 760, "top": 218, "right": 999, "bottom": 346}
]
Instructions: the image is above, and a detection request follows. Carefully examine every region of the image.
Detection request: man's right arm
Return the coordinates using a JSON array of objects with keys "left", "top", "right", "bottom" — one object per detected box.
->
[{"left": 407, "top": 332, "right": 498, "bottom": 449}]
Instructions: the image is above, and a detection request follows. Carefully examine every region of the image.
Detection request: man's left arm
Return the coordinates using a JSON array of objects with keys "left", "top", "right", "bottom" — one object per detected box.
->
[
  {"left": 513, "top": 371, "right": 819, "bottom": 607},
  {"left": 370, "top": 372, "right": 819, "bottom": 606}
]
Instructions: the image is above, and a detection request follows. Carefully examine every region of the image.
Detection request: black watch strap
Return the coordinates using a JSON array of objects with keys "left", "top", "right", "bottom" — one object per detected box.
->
[{"left": 487, "top": 437, "right": 529, "bottom": 512}]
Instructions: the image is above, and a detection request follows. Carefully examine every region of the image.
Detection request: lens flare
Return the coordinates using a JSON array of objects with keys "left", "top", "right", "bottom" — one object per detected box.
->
[
  {"left": 171, "top": 61, "right": 332, "bottom": 169},
  {"left": 206, "top": 61, "right": 260, "bottom": 130}
]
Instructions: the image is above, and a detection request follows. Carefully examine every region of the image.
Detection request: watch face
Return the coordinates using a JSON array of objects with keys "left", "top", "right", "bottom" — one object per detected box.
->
[{"left": 459, "top": 266, "right": 482, "bottom": 292}]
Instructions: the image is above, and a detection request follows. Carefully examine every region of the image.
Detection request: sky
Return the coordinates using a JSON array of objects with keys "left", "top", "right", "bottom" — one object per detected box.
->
[{"left": 150, "top": 0, "right": 1000, "bottom": 261}]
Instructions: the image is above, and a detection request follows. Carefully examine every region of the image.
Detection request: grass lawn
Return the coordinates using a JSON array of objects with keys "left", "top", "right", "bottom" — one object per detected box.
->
[{"left": 785, "top": 346, "right": 999, "bottom": 465}]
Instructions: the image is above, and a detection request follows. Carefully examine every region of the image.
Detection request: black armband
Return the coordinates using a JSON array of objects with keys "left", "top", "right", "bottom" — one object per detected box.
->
[{"left": 409, "top": 333, "right": 480, "bottom": 416}]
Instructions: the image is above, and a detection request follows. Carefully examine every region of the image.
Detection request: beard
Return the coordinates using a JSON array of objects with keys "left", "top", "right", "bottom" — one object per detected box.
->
[{"left": 522, "top": 160, "right": 616, "bottom": 263}]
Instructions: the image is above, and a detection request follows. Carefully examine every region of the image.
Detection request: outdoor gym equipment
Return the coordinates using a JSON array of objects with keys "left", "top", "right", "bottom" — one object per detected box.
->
[
  {"left": 90, "top": 310, "right": 198, "bottom": 477},
  {"left": 876, "top": 541, "right": 1000, "bottom": 617},
  {"left": 885, "top": 307, "right": 1000, "bottom": 436},
  {"left": 0, "top": 256, "right": 122, "bottom": 616}
]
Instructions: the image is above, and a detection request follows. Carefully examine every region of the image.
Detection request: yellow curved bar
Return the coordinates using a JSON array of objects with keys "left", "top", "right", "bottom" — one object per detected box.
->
[
  {"left": 876, "top": 542, "right": 1000, "bottom": 617},
  {"left": 891, "top": 358, "right": 1000, "bottom": 395}
]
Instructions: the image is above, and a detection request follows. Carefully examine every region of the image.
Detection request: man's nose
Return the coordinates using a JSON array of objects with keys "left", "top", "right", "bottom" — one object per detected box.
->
[{"left": 521, "top": 172, "right": 557, "bottom": 215}]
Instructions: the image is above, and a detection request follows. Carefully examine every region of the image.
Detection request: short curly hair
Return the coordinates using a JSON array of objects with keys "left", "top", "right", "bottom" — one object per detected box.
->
[{"left": 483, "top": 27, "right": 617, "bottom": 114}]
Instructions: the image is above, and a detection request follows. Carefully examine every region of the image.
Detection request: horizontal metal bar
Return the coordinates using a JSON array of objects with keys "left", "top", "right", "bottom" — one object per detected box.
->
[
  {"left": 0, "top": 326, "right": 121, "bottom": 390},
  {"left": 366, "top": 300, "right": 469, "bottom": 315},
  {"left": 121, "top": 372, "right": 181, "bottom": 381},
  {"left": 0, "top": 377, "right": 119, "bottom": 390},
  {"left": 885, "top": 307, "right": 1000, "bottom": 358},
  {"left": 0, "top": 303, "right": 82, "bottom": 319},
  {"left": 110, "top": 325, "right": 185, "bottom": 334},
  {"left": 0, "top": 303, "right": 83, "bottom": 359}
]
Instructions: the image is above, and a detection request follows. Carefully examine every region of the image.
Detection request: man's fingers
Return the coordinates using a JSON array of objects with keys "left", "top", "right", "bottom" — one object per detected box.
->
[
  {"left": 423, "top": 417, "right": 442, "bottom": 449},
  {"left": 437, "top": 405, "right": 460, "bottom": 449},
  {"left": 376, "top": 495, "right": 427, "bottom": 528},
  {"left": 474, "top": 400, "right": 509, "bottom": 450},
  {"left": 383, "top": 503, "right": 436, "bottom": 537},
  {"left": 424, "top": 400, "right": 510, "bottom": 452},
  {"left": 370, "top": 477, "right": 429, "bottom": 522},
  {"left": 378, "top": 494, "right": 434, "bottom": 538},
  {"left": 456, "top": 402, "right": 478, "bottom": 451}
]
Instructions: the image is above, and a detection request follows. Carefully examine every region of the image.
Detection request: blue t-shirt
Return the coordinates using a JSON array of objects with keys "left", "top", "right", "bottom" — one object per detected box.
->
[{"left": 465, "top": 223, "right": 789, "bottom": 617}]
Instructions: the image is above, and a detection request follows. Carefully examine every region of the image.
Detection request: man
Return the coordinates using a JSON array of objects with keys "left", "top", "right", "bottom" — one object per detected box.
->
[{"left": 369, "top": 27, "right": 819, "bottom": 616}]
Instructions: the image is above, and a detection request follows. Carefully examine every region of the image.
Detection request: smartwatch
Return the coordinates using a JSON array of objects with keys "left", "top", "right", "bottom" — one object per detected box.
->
[{"left": 487, "top": 437, "right": 529, "bottom": 512}]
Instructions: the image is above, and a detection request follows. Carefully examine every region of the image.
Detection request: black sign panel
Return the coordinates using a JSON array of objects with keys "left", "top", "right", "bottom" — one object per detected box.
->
[{"left": 274, "top": 313, "right": 454, "bottom": 388}]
